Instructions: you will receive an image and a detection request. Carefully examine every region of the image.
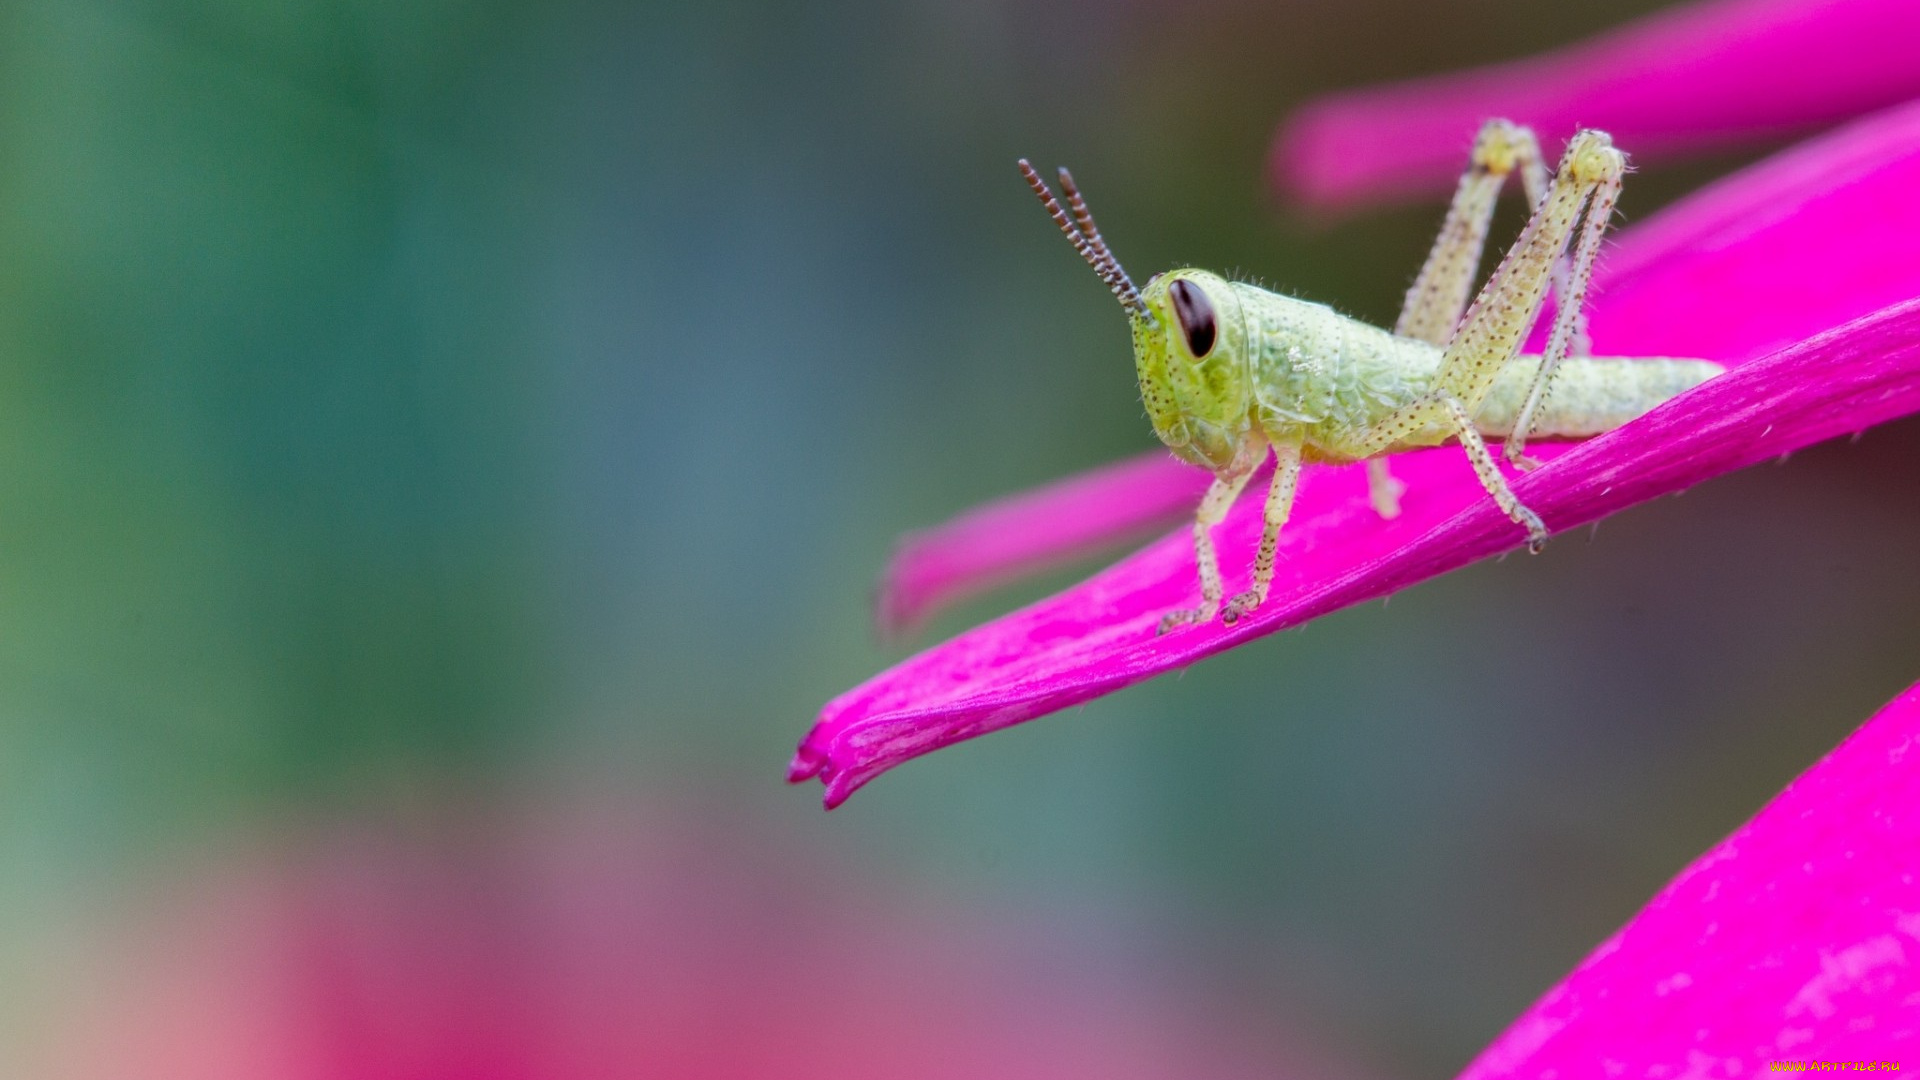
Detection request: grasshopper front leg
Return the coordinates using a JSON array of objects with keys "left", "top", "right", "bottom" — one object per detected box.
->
[
  {"left": 1158, "top": 437, "right": 1265, "bottom": 634},
  {"left": 1222, "top": 442, "right": 1303, "bottom": 625}
]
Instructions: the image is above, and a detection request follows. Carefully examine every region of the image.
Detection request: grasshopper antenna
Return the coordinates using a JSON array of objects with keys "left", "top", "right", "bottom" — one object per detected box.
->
[
  {"left": 1055, "top": 166, "right": 1143, "bottom": 309},
  {"left": 1018, "top": 159, "right": 1149, "bottom": 318}
]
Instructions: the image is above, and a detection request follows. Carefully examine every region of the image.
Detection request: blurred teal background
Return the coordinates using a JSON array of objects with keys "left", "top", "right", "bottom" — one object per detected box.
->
[{"left": 3, "top": 0, "right": 1917, "bottom": 1076}]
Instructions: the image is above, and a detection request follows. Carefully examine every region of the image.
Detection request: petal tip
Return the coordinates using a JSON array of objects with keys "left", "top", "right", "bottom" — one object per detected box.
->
[
  {"left": 790, "top": 733, "right": 864, "bottom": 809},
  {"left": 820, "top": 781, "right": 853, "bottom": 811},
  {"left": 786, "top": 741, "right": 827, "bottom": 784}
]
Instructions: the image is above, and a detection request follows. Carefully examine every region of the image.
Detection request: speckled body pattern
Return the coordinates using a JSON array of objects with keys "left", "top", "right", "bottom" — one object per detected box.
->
[{"left": 1221, "top": 281, "right": 1721, "bottom": 459}]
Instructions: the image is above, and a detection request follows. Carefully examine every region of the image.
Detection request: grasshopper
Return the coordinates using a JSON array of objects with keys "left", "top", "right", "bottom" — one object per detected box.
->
[{"left": 1020, "top": 120, "right": 1723, "bottom": 633}]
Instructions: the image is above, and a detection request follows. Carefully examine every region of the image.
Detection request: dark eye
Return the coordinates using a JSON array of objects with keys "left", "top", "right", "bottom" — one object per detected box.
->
[{"left": 1169, "top": 279, "right": 1216, "bottom": 358}]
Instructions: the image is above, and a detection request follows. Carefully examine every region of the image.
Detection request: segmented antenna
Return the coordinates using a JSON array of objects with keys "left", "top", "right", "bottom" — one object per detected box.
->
[
  {"left": 1018, "top": 159, "right": 1148, "bottom": 317},
  {"left": 1054, "top": 167, "right": 1143, "bottom": 307}
]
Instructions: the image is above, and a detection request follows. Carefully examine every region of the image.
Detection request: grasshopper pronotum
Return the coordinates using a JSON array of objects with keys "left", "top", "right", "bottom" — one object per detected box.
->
[{"left": 1020, "top": 120, "right": 1723, "bottom": 633}]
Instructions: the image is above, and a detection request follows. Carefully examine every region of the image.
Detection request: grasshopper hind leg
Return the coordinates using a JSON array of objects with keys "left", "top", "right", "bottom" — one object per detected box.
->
[
  {"left": 1441, "top": 397, "right": 1547, "bottom": 551},
  {"left": 1349, "top": 129, "right": 1627, "bottom": 551},
  {"left": 1503, "top": 142, "right": 1623, "bottom": 470},
  {"left": 1369, "top": 118, "right": 1541, "bottom": 524},
  {"left": 1394, "top": 118, "right": 1548, "bottom": 348}
]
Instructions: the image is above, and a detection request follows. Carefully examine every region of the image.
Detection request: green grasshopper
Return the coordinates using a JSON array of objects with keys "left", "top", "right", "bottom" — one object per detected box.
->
[{"left": 1020, "top": 120, "right": 1723, "bottom": 633}]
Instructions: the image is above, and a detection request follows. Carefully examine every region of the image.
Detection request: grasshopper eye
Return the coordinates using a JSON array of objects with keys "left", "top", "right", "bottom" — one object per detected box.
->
[{"left": 1169, "top": 279, "right": 1216, "bottom": 358}]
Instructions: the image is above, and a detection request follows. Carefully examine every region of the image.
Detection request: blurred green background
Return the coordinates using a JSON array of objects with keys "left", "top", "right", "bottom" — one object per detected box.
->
[{"left": 2, "top": 0, "right": 1917, "bottom": 1075}]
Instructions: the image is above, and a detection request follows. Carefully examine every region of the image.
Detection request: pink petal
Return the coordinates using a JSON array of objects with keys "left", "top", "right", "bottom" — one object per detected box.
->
[
  {"left": 793, "top": 99, "right": 1920, "bottom": 807},
  {"left": 796, "top": 300, "right": 1920, "bottom": 806},
  {"left": 1461, "top": 681, "right": 1920, "bottom": 1073},
  {"left": 876, "top": 449, "right": 1210, "bottom": 637},
  {"left": 1582, "top": 97, "right": 1920, "bottom": 362},
  {"left": 1273, "top": 0, "right": 1920, "bottom": 211}
]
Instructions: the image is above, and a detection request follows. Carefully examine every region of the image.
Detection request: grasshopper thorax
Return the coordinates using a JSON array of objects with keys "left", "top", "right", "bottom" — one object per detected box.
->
[{"left": 1133, "top": 270, "right": 1253, "bottom": 471}]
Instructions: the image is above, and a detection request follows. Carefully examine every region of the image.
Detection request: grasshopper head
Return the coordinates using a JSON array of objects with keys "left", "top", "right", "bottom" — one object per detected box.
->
[
  {"left": 1018, "top": 161, "right": 1254, "bottom": 473},
  {"left": 1132, "top": 270, "right": 1251, "bottom": 471}
]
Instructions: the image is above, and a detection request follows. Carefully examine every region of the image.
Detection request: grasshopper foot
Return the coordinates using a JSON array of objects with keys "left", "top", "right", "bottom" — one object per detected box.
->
[
  {"left": 1221, "top": 588, "right": 1266, "bottom": 625},
  {"left": 1157, "top": 605, "right": 1215, "bottom": 635},
  {"left": 1371, "top": 483, "right": 1404, "bottom": 519},
  {"left": 1366, "top": 459, "right": 1405, "bottom": 520},
  {"left": 1522, "top": 511, "right": 1549, "bottom": 554}
]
